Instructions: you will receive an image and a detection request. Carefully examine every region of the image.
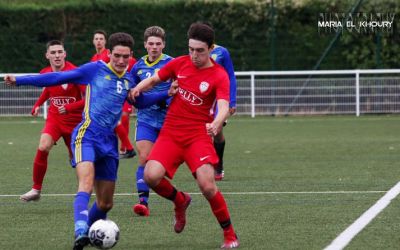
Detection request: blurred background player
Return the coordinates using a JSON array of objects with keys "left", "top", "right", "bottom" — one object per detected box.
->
[
  {"left": 20, "top": 40, "right": 85, "bottom": 202},
  {"left": 211, "top": 43, "right": 237, "bottom": 181},
  {"left": 129, "top": 22, "right": 239, "bottom": 249},
  {"left": 130, "top": 26, "right": 173, "bottom": 216},
  {"left": 90, "top": 29, "right": 136, "bottom": 159}
]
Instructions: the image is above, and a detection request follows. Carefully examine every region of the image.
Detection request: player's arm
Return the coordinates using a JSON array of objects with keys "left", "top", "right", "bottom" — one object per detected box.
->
[
  {"left": 129, "top": 74, "right": 162, "bottom": 102},
  {"left": 221, "top": 49, "right": 237, "bottom": 114},
  {"left": 206, "top": 99, "right": 229, "bottom": 136},
  {"left": 4, "top": 62, "right": 96, "bottom": 88},
  {"left": 129, "top": 81, "right": 178, "bottom": 109},
  {"left": 61, "top": 85, "right": 86, "bottom": 114},
  {"left": 31, "top": 88, "right": 50, "bottom": 116}
]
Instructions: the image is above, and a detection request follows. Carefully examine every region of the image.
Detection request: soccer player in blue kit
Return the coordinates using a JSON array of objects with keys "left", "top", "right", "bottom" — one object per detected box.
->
[
  {"left": 130, "top": 26, "right": 173, "bottom": 216},
  {"left": 4, "top": 32, "right": 173, "bottom": 250},
  {"left": 211, "top": 43, "right": 237, "bottom": 181}
]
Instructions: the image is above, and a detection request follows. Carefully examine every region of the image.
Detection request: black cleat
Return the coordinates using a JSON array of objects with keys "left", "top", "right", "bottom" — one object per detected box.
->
[
  {"left": 119, "top": 149, "right": 136, "bottom": 159},
  {"left": 73, "top": 234, "right": 90, "bottom": 250}
]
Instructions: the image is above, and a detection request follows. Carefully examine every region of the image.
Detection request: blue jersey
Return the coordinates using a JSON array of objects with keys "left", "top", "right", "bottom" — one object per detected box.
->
[
  {"left": 16, "top": 61, "right": 134, "bottom": 130},
  {"left": 211, "top": 45, "right": 237, "bottom": 108},
  {"left": 131, "top": 53, "right": 173, "bottom": 129}
]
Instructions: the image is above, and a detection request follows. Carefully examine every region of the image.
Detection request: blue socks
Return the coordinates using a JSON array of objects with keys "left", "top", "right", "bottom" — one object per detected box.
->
[
  {"left": 73, "top": 192, "right": 90, "bottom": 236},
  {"left": 88, "top": 202, "right": 107, "bottom": 227},
  {"left": 136, "top": 165, "right": 149, "bottom": 205}
]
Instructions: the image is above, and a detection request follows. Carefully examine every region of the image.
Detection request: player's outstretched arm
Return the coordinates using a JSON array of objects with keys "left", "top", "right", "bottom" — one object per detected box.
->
[
  {"left": 4, "top": 75, "right": 16, "bottom": 86},
  {"left": 129, "top": 74, "right": 162, "bottom": 102}
]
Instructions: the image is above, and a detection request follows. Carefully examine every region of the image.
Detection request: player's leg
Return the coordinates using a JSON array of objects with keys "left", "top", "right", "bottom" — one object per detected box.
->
[
  {"left": 186, "top": 138, "right": 238, "bottom": 248},
  {"left": 132, "top": 122, "right": 158, "bottom": 216},
  {"left": 213, "top": 129, "right": 226, "bottom": 181},
  {"left": 115, "top": 122, "right": 136, "bottom": 159},
  {"left": 20, "top": 122, "right": 60, "bottom": 202},
  {"left": 73, "top": 161, "right": 95, "bottom": 249},
  {"left": 88, "top": 156, "right": 118, "bottom": 226},
  {"left": 196, "top": 164, "right": 239, "bottom": 248}
]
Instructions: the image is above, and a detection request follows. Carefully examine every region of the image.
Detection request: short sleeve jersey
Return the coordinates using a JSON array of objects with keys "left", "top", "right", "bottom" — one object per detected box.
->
[
  {"left": 157, "top": 55, "right": 229, "bottom": 130},
  {"left": 39, "top": 61, "right": 84, "bottom": 124}
]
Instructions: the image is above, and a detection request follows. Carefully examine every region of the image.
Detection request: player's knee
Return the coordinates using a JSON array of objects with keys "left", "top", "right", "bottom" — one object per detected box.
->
[
  {"left": 199, "top": 182, "right": 217, "bottom": 199},
  {"left": 97, "top": 200, "right": 113, "bottom": 212}
]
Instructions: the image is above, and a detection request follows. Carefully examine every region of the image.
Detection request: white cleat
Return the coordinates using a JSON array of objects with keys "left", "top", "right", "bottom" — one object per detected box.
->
[{"left": 20, "top": 189, "right": 41, "bottom": 202}]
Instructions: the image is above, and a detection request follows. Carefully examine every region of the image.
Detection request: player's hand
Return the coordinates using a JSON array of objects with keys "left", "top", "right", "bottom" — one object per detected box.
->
[
  {"left": 58, "top": 105, "right": 67, "bottom": 114},
  {"left": 4, "top": 75, "right": 16, "bottom": 86},
  {"left": 168, "top": 80, "right": 179, "bottom": 96},
  {"left": 31, "top": 106, "right": 39, "bottom": 116},
  {"left": 206, "top": 122, "right": 221, "bottom": 136},
  {"left": 128, "top": 87, "right": 140, "bottom": 102},
  {"left": 229, "top": 107, "right": 236, "bottom": 115}
]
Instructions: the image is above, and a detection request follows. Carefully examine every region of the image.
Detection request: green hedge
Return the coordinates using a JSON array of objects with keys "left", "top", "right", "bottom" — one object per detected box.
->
[{"left": 0, "top": 0, "right": 398, "bottom": 72}]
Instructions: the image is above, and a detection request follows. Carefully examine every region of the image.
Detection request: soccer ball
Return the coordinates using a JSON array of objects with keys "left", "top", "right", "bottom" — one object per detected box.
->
[{"left": 89, "top": 219, "right": 120, "bottom": 249}]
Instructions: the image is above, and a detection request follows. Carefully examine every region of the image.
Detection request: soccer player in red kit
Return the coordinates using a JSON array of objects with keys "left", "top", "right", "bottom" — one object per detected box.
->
[
  {"left": 90, "top": 29, "right": 136, "bottom": 159},
  {"left": 130, "top": 22, "right": 239, "bottom": 249},
  {"left": 20, "top": 40, "right": 86, "bottom": 202}
]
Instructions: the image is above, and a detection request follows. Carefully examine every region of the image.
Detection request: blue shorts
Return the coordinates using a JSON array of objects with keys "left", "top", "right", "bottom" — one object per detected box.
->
[
  {"left": 71, "top": 120, "right": 119, "bottom": 181},
  {"left": 135, "top": 121, "right": 161, "bottom": 143}
]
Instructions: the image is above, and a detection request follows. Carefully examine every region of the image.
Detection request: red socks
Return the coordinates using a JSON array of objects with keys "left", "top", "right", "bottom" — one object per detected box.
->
[
  {"left": 32, "top": 149, "right": 49, "bottom": 190},
  {"left": 114, "top": 123, "right": 133, "bottom": 151},
  {"left": 121, "top": 114, "right": 130, "bottom": 134},
  {"left": 208, "top": 191, "right": 233, "bottom": 231},
  {"left": 152, "top": 178, "right": 185, "bottom": 206}
]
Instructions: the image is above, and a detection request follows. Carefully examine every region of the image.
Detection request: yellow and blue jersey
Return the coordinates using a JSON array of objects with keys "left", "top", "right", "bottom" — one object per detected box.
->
[
  {"left": 131, "top": 53, "right": 173, "bottom": 129},
  {"left": 211, "top": 45, "right": 237, "bottom": 108}
]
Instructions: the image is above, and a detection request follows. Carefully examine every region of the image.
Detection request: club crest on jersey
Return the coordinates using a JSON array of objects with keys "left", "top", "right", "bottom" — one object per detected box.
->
[
  {"left": 199, "top": 81, "right": 209, "bottom": 93},
  {"left": 211, "top": 54, "right": 218, "bottom": 60},
  {"left": 124, "top": 80, "right": 129, "bottom": 90}
]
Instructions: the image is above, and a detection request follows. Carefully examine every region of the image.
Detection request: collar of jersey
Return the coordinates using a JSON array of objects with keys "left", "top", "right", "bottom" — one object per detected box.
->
[
  {"left": 107, "top": 63, "right": 127, "bottom": 78},
  {"left": 144, "top": 54, "right": 164, "bottom": 67}
]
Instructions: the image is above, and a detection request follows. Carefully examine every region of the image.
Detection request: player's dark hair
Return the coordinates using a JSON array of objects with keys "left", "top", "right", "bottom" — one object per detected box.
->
[
  {"left": 46, "top": 40, "right": 64, "bottom": 50},
  {"left": 108, "top": 32, "right": 134, "bottom": 51},
  {"left": 94, "top": 29, "right": 107, "bottom": 39},
  {"left": 187, "top": 22, "right": 214, "bottom": 48},
  {"left": 144, "top": 26, "right": 166, "bottom": 42}
]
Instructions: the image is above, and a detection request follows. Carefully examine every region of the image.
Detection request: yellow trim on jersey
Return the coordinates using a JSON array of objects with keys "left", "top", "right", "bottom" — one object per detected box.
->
[
  {"left": 107, "top": 63, "right": 127, "bottom": 78},
  {"left": 144, "top": 54, "right": 164, "bottom": 67},
  {"left": 74, "top": 85, "right": 92, "bottom": 163}
]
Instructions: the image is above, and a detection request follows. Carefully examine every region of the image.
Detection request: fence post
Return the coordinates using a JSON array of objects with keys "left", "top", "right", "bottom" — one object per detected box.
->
[
  {"left": 355, "top": 70, "right": 360, "bottom": 117},
  {"left": 43, "top": 101, "right": 48, "bottom": 120},
  {"left": 251, "top": 72, "right": 255, "bottom": 118}
]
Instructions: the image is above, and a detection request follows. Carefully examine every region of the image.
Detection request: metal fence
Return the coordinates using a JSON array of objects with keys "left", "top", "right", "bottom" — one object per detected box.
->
[{"left": 1, "top": 69, "right": 400, "bottom": 117}]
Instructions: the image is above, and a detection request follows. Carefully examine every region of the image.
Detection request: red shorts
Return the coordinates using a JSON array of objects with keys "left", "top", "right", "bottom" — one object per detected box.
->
[
  {"left": 147, "top": 130, "right": 219, "bottom": 179},
  {"left": 122, "top": 101, "right": 133, "bottom": 113}
]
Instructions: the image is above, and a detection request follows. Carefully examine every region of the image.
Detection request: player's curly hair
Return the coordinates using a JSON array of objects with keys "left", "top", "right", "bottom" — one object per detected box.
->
[
  {"left": 108, "top": 32, "right": 134, "bottom": 51},
  {"left": 187, "top": 22, "right": 214, "bottom": 48}
]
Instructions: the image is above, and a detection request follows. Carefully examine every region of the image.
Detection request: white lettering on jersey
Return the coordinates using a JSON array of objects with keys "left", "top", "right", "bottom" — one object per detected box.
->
[
  {"left": 50, "top": 96, "right": 77, "bottom": 107},
  {"left": 178, "top": 87, "right": 203, "bottom": 105}
]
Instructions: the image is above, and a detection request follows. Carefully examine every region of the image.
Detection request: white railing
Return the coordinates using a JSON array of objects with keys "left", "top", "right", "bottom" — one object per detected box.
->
[
  {"left": 235, "top": 69, "right": 400, "bottom": 117},
  {"left": 1, "top": 69, "right": 400, "bottom": 117}
]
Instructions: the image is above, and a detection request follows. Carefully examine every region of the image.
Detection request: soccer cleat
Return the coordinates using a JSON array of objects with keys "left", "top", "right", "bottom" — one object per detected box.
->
[
  {"left": 73, "top": 233, "right": 90, "bottom": 250},
  {"left": 133, "top": 203, "right": 150, "bottom": 216},
  {"left": 215, "top": 171, "right": 225, "bottom": 181},
  {"left": 20, "top": 188, "right": 41, "bottom": 202},
  {"left": 174, "top": 192, "right": 192, "bottom": 233},
  {"left": 221, "top": 230, "right": 239, "bottom": 249},
  {"left": 119, "top": 149, "right": 136, "bottom": 159}
]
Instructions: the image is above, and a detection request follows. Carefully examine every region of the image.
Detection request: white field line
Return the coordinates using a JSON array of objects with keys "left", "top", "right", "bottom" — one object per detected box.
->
[
  {"left": 324, "top": 181, "right": 400, "bottom": 250},
  {"left": 0, "top": 190, "right": 386, "bottom": 198}
]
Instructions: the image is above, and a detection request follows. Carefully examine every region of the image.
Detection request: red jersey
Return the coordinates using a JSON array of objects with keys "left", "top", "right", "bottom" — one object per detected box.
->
[
  {"left": 158, "top": 55, "right": 229, "bottom": 131},
  {"left": 34, "top": 61, "right": 85, "bottom": 126},
  {"left": 90, "top": 48, "right": 110, "bottom": 63}
]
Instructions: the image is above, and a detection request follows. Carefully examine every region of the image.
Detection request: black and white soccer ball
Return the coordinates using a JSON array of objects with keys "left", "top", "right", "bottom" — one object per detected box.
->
[{"left": 89, "top": 219, "right": 120, "bottom": 249}]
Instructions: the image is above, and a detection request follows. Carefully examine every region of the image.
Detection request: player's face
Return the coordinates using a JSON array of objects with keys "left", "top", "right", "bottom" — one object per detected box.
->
[
  {"left": 188, "top": 39, "right": 212, "bottom": 69},
  {"left": 93, "top": 33, "right": 106, "bottom": 50},
  {"left": 144, "top": 36, "right": 165, "bottom": 61},
  {"left": 109, "top": 45, "right": 131, "bottom": 74},
  {"left": 45, "top": 45, "right": 66, "bottom": 69}
]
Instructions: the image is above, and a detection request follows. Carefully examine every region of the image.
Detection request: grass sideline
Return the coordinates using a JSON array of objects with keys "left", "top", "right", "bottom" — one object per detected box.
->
[{"left": 1, "top": 115, "right": 400, "bottom": 249}]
